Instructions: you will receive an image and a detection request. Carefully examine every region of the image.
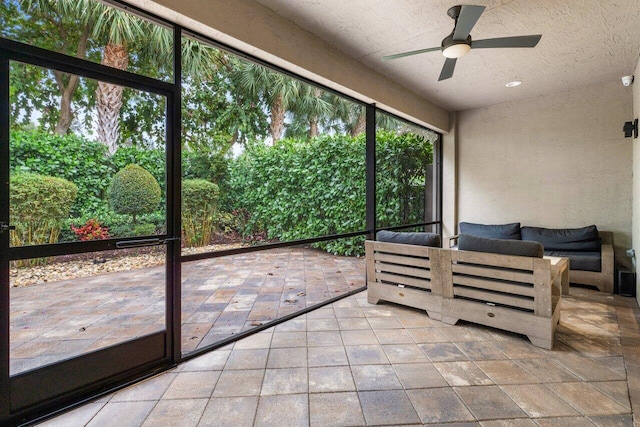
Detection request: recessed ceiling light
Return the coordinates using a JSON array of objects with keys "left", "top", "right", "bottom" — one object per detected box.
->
[{"left": 505, "top": 80, "right": 522, "bottom": 88}]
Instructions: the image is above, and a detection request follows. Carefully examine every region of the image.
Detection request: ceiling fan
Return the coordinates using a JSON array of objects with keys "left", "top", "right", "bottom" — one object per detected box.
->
[{"left": 382, "top": 5, "right": 542, "bottom": 81}]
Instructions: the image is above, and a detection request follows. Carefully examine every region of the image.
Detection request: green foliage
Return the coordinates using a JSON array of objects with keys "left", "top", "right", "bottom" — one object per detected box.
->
[
  {"left": 108, "top": 164, "right": 162, "bottom": 223},
  {"left": 10, "top": 130, "right": 111, "bottom": 215},
  {"left": 228, "top": 130, "right": 433, "bottom": 256},
  {"left": 182, "top": 179, "right": 220, "bottom": 247},
  {"left": 10, "top": 173, "right": 78, "bottom": 253},
  {"left": 376, "top": 131, "right": 434, "bottom": 228}
]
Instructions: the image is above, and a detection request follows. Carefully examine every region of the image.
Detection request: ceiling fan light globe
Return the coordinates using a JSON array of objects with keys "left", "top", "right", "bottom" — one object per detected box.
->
[{"left": 442, "top": 43, "right": 471, "bottom": 58}]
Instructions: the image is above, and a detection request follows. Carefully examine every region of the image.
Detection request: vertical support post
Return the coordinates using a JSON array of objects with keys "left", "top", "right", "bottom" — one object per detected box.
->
[
  {"left": 0, "top": 53, "right": 10, "bottom": 419},
  {"left": 365, "top": 103, "right": 376, "bottom": 240},
  {"left": 434, "top": 134, "right": 443, "bottom": 237},
  {"left": 168, "top": 25, "right": 182, "bottom": 363}
]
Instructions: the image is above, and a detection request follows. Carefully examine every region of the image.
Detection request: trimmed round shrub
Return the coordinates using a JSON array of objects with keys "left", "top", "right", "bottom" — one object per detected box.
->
[
  {"left": 10, "top": 173, "right": 78, "bottom": 249},
  {"left": 182, "top": 179, "right": 220, "bottom": 247},
  {"left": 108, "top": 164, "right": 161, "bottom": 224}
]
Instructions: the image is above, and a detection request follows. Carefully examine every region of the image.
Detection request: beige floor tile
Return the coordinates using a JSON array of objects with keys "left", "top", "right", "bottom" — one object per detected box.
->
[
  {"left": 345, "top": 344, "right": 390, "bottom": 365},
  {"left": 438, "top": 325, "right": 487, "bottom": 342},
  {"left": 308, "top": 366, "right": 356, "bottom": 392},
  {"left": 367, "top": 316, "right": 405, "bottom": 330},
  {"left": 270, "top": 331, "right": 307, "bottom": 348},
  {"left": 254, "top": 394, "right": 308, "bottom": 427},
  {"left": 212, "top": 369, "right": 265, "bottom": 397},
  {"left": 455, "top": 385, "right": 526, "bottom": 420},
  {"left": 456, "top": 341, "right": 508, "bottom": 360},
  {"left": 233, "top": 331, "right": 273, "bottom": 349},
  {"left": 407, "top": 327, "right": 450, "bottom": 343},
  {"left": 198, "top": 396, "right": 258, "bottom": 427},
  {"left": 435, "top": 361, "right": 494, "bottom": 386},
  {"left": 393, "top": 362, "right": 449, "bottom": 389},
  {"left": 374, "top": 328, "right": 415, "bottom": 344},
  {"left": 224, "top": 348, "right": 269, "bottom": 370},
  {"left": 142, "top": 399, "right": 208, "bottom": 427},
  {"left": 546, "top": 382, "right": 630, "bottom": 415},
  {"left": 534, "top": 417, "right": 597, "bottom": 426},
  {"left": 307, "top": 330, "right": 343, "bottom": 346},
  {"left": 501, "top": 383, "right": 579, "bottom": 417},
  {"left": 86, "top": 401, "right": 156, "bottom": 427},
  {"left": 383, "top": 343, "right": 430, "bottom": 364},
  {"left": 307, "top": 317, "right": 339, "bottom": 331},
  {"left": 351, "top": 364, "right": 402, "bottom": 390},
  {"left": 358, "top": 390, "right": 421, "bottom": 425},
  {"left": 307, "top": 345, "right": 348, "bottom": 367},
  {"left": 267, "top": 347, "right": 307, "bottom": 368},
  {"left": 553, "top": 353, "right": 627, "bottom": 382},
  {"left": 516, "top": 358, "right": 580, "bottom": 383},
  {"left": 475, "top": 360, "right": 538, "bottom": 385},
  {"left": 309, "top": 391, "right": 365, "bottom": 426},
  {"left": 419, "top": 342, "right": 469, "bottom": 362},
  {"left": 591, "top": 381, "right": 632, "bottom": 410},
  {"left": 35, "top": 402, "right": 106, "bottom": 427},
  {"left": 406, "top": 388, "right": 475, "bottom": 424},
  {"left": 340, "top": 329, "right": 379, "bottom": 345},
  {"left": 180, "top": 349, "right": 230, "bottom": 371},
  {"left": 111, "top": 373, "right": 177, "bottom": 402},
  {"left": 337, "top": 317, "right": 371, "bottom": 330},
  {"left": 480, "top": 419, "right": 537, "bottom": 427},
  {"left": 260, "top": 367, "right": 308, "bottom": 395},
  {"left": 162, "top": 371, "right": 220, "bottom": 399}
]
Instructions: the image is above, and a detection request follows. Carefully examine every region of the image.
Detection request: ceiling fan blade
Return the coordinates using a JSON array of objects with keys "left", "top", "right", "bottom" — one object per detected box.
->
[
  {"left": 472, "top": 34, "right": 542, "bottom": 49},
  {"left": 452, "top": 5, "right": 486, "bottom": 41},
  {"left": 438, "top": 58, "right": 457, "bottom": 81},
  {"left": 382, "top": 46, "right": 441, "bottom": 61}
]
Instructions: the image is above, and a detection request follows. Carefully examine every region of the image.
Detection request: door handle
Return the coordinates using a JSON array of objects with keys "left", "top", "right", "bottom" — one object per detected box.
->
[
  {"left": 0, "top": 222, "right": 16, "bottom": 233},
  {"left": 115, "top": 238, "right": 162, "bottom": 249}
]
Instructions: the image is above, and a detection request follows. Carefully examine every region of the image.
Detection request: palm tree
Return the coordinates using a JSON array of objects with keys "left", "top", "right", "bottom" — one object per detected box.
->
[
  {"left": 22, "top": 0, "right": 225, "bottom": 154},
  {"left": 232, "top": 62, "right": 301, "bottom": 142}
]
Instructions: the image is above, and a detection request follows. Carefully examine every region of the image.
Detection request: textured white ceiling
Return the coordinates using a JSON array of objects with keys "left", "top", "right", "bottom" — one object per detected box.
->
[{"left": 254, "top": 0, "right": 640, "bottom": 111}]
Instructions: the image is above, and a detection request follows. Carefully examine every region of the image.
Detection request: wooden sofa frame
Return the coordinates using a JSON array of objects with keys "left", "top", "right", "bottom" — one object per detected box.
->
[
  {"left": 366, "top": 241, "right": 563, "bottom": 349},
  {"left": 569, "top": 231, "right": 614, "bottom": 293},
  {"left": 365, "top": 240, "right": 442, "bottom": 320}
]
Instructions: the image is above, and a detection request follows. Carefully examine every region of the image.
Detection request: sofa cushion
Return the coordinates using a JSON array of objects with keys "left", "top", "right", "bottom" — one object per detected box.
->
[
  {"left": 544, "top": 250, "right": 601, "bottom": 272},
  {"left": 459, "top": 222, "right": 521, "bottom": 240},
  {"left": 521, "top": 225, "right": 600, "bottom": 252},
  {"left": 376, "top": 230, "right": 441, "bottom": 247},
  {"left": 458, "top": 234, "right": 544, "bottom": 258}
]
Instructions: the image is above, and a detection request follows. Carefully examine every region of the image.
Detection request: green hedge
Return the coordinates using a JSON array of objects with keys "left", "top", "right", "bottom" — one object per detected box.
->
[
  {"left": 228, "top": 130, "right": 433, "bottom": 256},
  {"left": 10, "top": 173, "right": 78, "bottom": 248}
]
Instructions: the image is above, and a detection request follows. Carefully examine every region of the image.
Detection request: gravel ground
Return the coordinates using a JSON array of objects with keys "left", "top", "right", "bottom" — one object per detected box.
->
[{"left": 10, "top": 242, "right": 247, "bottom": 287}]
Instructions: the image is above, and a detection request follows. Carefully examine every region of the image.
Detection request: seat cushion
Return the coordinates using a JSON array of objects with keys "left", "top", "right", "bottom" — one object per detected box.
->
[
  {"left": 521, "top": 225, "right": 600, "bottom": 251},
  {"left": 459, "top": 222, "right": 521, "bottom": 240},
  {"left": 458, "top": 234, "right": 543, "bottom": 258},
  {"left": 544, "top": 250, "right": 601, "bottom": 272},
  {"left": 376, "top": 230, "right": 441, "bottom": 247}
]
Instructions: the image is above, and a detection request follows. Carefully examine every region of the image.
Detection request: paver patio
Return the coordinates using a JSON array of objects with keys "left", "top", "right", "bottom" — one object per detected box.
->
[
  {"left": 35, "top": 286, "right": 640, "bottom": 426},
  {"left": 10, "top": 246, "right": 365, "bottom": 374}
]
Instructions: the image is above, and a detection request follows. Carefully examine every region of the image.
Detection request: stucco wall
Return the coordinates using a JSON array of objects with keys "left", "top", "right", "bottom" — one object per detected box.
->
[
  {"left": 456, "top": 81, "right": 632, "bottom": 258},
  {"left": 632, "top": 56, "right": 640, "bottom": 300}
]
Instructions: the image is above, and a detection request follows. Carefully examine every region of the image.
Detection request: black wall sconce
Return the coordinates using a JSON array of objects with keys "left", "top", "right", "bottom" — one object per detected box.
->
[{"left": 623, "top": 118, "right": 638, "bottom": 138}]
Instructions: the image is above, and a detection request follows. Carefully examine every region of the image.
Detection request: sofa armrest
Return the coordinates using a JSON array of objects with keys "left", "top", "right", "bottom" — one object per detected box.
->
[
  {"left": 447, "top": 234, "right": 460, "bottom": 248},
  {"left": 601, "top": 242, "right": 614, "bottom": 275}
]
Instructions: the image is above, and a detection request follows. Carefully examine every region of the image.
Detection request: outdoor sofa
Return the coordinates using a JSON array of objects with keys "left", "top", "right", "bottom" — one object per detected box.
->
[
  {"left": 366, "top": 231, "right": 564, "bottom": 349},
  {"left": 455, "top": 222, "right": 614, "bottom": 293}
]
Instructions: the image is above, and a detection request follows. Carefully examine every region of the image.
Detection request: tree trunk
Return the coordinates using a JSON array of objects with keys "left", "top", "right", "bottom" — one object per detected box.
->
[
  {"left": 96, "top": 43, "right": 129, "bottom": 155},
  {"left": 308, "top": 87, "right": 321, "bottom": 139},
  {"left": 270, "top": 95, "right": 286, "bottom": 142},
  {"left": 52, "top": 25, "right": 90, "bottom": 135},
  {"left": 351, "top": 111, "right": 366, "bottom": 137}
]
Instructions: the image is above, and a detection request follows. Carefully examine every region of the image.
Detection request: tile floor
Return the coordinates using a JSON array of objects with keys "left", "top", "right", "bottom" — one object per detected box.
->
[{"left": 36, "top": 286, "right": 640, "bottom": 426}]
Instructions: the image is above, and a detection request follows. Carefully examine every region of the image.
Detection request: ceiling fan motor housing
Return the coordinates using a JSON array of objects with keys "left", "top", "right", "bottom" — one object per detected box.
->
[{"left": 441, "top": 33, "right": 472, "bottom": 58}]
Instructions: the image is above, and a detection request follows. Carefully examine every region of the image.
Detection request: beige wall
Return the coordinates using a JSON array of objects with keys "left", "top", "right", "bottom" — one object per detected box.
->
[
  {"left": 454, "top": 81, "right": 632, "bottom": 257},
  {"left": 127, "top": 0, "right": 448, "bottom": 132},
  {"left": 632, "top": 56, "right": 640, "bottom": 300}
]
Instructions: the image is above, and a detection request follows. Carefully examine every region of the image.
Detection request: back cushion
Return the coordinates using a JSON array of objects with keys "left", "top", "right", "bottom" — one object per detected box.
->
[
  {"left": 521, "top": 225, "right": 600, "bottom": 251},
  {"left": 376, "top": 230, "right": 441, "bottom": 247},
  {"left": 459, "top": 222, "right": 521, "bottom": 240},
  {"left": 458, "top": 234, "right": 544, "bottom": 258}
]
